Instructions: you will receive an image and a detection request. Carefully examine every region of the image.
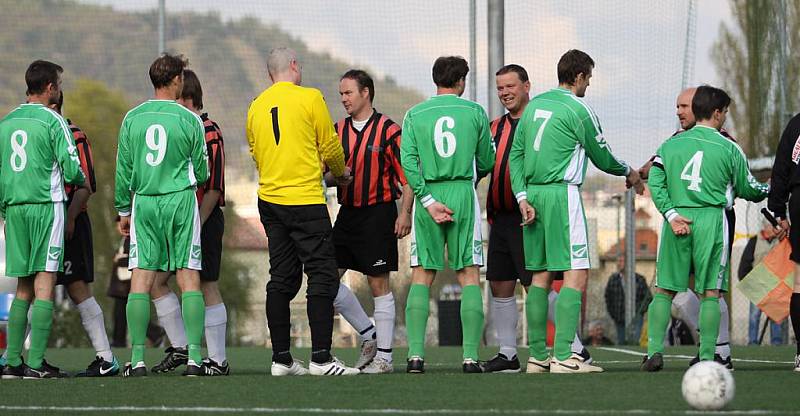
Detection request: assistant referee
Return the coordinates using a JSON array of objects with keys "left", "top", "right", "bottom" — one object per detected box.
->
[{"left": 247, "top": 47, "right": 358, "bottom": 376}]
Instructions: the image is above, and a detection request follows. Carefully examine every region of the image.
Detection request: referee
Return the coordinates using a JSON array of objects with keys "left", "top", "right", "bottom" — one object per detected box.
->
[{"left": 247, "top": 47, "right": 358, "bottom": 376}]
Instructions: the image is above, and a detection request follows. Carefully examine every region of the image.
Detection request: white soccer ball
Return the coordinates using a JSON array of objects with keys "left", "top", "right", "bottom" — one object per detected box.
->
[{"left": 681, "top": 361, "right": 735, "bottom": 410}]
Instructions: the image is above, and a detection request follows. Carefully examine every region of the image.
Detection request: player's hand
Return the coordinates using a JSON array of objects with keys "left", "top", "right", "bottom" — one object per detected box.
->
[
  {"left": 395, "top": 212, "right": 412, "bottom": 238},
  {"left": 774, "top": 218, "right": 790, "bottom": 241},
  {"left": 638, "top": 161, "right": 653, "bottom": 181},
  {"left": 118, "top": 216, "right": 131, "bottom": 237},
  {"left": 626, "top": 169, "right": 645, "bottom": 195},
  {"left": 669, "top": 215, "right": 692, "bottom": 236},
  {"left": 66, "top": 217, "right": 76, "bottom": 240},
  {"left": 519, "top": 200, "right": 536, "bottom": 225},
  {"left": 323, "top": 171, "right": 337, "bottom": 187},
  {"left": 335, "top": 167, "right": 353, "bottom": 187},
  {"left": 426, "top": 202, "right": 454, "bottom": 224}
]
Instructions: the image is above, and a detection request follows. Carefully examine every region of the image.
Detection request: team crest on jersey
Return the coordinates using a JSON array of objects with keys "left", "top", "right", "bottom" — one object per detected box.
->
[
  {"left": 571, "top": 244, "right": 588, "bottom": 259},
  {"left": 47, "top": 246, "right": 62, "bottom": 261},
  {"left": 792, "top": 134, "right": 800, "bottom": 164}
]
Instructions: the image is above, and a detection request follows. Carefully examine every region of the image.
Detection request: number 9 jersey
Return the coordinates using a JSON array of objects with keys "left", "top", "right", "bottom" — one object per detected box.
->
[{"left": 114, "top": 99, "right": 209, "bottom": 216}]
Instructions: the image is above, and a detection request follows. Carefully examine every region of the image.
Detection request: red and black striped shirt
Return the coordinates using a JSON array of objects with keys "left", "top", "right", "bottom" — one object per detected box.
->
[
  {"left": 64, "top": 119, "right": 96, "bottom": 212},
  {"left": 196, "top": 113, "right": 225, "bottom": 207},
  {"left": 335, "top": 111, "right": 407, "bottom": 207},
  {"left": 487, "top": 113, "right": 520, "bottom": 220}
]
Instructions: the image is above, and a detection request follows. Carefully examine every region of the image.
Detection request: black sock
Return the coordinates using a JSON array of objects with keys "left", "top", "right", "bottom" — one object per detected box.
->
[
  {"left": 311, "top": 349, "right": 332, "bottom": 364},
  {"left": 266, "top": 291, "right": 292, "bottom": 356},
  {"left": 272, "top": 350, "right": 293, "bottom": 365},
  {"left": 791, "top": 293, "right": 800, "bottom": 354}
]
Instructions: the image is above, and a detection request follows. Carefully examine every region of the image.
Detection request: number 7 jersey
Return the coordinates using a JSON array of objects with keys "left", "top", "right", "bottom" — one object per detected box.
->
[{"left": 114, "top": 100, "right": 209, "bottom": 216}]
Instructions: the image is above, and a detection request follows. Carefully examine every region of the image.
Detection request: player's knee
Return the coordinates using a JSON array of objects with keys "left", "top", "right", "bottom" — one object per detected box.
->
[
  {"left": 490, "top": 280, "right": 516, "bottom": 297},
  {"left": 367, "top": 275, "right": 390, "bottom": 296},
  {"left": 66, "top": 280, "right": 91, "bottom": 304}
]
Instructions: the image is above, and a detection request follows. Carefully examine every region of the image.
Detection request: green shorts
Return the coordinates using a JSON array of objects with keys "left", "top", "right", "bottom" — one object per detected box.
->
[
  {"left": 522, "top": 183, "right": 590, "bottom": 271},
  {"left": 656, "top": 207, "right": 729, "bottom": 293},
  {"left": 4, "top": 202, "right": 65, "bottom": 277},
  {"left": 410, "top": 181, "right": 483, "bottom": 270},
  {"left": 129, "top": 189, "right": 202, "bottom": 272}
]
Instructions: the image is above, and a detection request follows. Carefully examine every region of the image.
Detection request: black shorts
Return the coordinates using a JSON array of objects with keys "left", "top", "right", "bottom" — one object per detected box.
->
[
  {"left": 200, "top": 207, "right": 224, "bottom": 282},
  {"left": 333, "top": 203, "right": 398, "bottom": 276},
  {"left": 57, "top": 211, "right": 93, "bottom": 286},
  {"left": 789, "top": 192, "right": 800, "bottom": 263},
  {"left": 486, "top": 211, "right": 532, "bottom": 286}
]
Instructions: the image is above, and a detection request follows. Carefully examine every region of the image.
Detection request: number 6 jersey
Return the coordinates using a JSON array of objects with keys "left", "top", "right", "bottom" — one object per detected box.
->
[
  {"left": 0, "top": 103, "right": 85, "bottom": 207},
  {"left": 114, "top": 99, "right": 209, "bottom": 216}
]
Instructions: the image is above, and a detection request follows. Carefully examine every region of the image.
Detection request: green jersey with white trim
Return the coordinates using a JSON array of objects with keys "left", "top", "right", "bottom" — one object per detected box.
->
[
  {"left": 509, "top": 88, "right": 629, "bottom": 201},
  {"left": 0, "top": 103, "right": 85, "bottom": 206},
  {"left": 400, "top": 94, "right": 495, "bottom": 206},
  {"left": 649, "top": 125, "right": 768, "bottom": 221},
  {"left": 115, "top": 100, "right": 209, "bottom": 215}
]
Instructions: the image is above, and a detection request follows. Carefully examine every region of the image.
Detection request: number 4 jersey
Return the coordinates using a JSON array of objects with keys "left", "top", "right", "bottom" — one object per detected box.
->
[
  {"left": 649, "top": 125, "right": 769, "bottom": 219},
  {"left": 0, "top": 103, "right": 85, "bottom": 207},
  {"left": 400, "top": 94, "right": 495, "bottom": 205},
  {"left": 114, "top": 100, "right": 209, "bottom": 216}
]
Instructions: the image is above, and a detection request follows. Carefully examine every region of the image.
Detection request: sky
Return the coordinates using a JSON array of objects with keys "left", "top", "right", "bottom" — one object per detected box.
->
[{"left": 81, "top": 0, "right": 736, "bottom": 166}]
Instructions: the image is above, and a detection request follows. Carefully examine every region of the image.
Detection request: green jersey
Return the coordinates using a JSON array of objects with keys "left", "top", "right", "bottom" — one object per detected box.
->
[
  {"left": 114, "top": 100, "right": 209, "bottom": 215},
  {"left": 509, "top": 88, "right": 629, "bottom": 201},
  {"left": 400, "top": 94, "right": 495, "bottom": 206},
  {"left": 0, "top": 103, "right": 85, "bottom": 207},
  {"left": 649, "top": 125, "right": 769, "bottom": 220}
]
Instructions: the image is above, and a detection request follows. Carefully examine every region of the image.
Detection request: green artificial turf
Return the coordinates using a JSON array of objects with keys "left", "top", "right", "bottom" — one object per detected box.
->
[{"left": 0, "top": 346, "right": 798, "bottom": 415}]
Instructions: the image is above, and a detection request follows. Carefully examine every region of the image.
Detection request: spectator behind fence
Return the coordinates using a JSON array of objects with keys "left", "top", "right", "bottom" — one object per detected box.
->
[
  {"left": 738, "top": 217, "right": 787, "bottom": 345},
  {"left": 582, "top": 320, "right": 613, "bottom": 346},
  {"left": 605, "top": 256, "right": 652, "bottom": 344}
]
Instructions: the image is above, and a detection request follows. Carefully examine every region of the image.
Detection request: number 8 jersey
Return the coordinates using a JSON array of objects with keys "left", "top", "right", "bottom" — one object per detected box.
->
[
  {"left": 114, "top": 99, "right": 209, "bottom": 216},
  {"left": 0, "top": 103, "right": 85, "bottom": 207}
]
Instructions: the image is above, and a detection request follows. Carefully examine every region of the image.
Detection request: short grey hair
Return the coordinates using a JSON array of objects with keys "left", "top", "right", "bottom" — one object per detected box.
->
[{"left": 267, "top": 47, "right": 297, "bottom": 78}]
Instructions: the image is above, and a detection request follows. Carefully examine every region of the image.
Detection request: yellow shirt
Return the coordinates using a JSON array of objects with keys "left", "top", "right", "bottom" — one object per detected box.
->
[{"left": 247, "top": 82, "right": 345, "bottom": 205}]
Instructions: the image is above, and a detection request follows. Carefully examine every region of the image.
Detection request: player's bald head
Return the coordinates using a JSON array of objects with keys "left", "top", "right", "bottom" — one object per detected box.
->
[
  {"left": 267, "top": 47, "right": 297, "bottom": 78},
  {"left": 676, "top": 87, "right": 698, "bottom": 130},
  {"left": 677, "top": 87, "right": 697, "bottom": 103}
]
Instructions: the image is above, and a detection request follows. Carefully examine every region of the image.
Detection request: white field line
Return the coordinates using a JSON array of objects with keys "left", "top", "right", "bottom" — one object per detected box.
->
[
  {"left": 595, "top": 346, "right": 795, "bottom": 364},
  {"left": 0, "top": 406, "right": 798, "bottom": 415}
]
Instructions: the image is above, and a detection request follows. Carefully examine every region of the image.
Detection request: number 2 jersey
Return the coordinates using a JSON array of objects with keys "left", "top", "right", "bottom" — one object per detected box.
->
[
  {"left": 400, "top": 94, "right": 495, "bottom": 206},
  {"left": 509, "top": 87, "right": 629, "bottom": 200},
  {"left": 114, "top": 99, "right": 209, "bottom": 216},
  {"left": 649, "top": 125, "right": 768, "bottom": 220},
  {"left": 0, "top": 103, "right": 85, "bottom": 207}
]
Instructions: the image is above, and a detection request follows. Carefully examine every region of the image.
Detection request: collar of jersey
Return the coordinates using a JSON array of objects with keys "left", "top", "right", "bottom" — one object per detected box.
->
[
  {"left": 555, "top": 87, "right": 573, "bottom": 95},
  {"left": 21, "top": 102, "right": 44, "bottom": 106},
  {"left": 148, "top": 99, "right": 176, "bottom": 102},
  {"left": 693, "top": 125, "right": 717, "bottom": 132}
]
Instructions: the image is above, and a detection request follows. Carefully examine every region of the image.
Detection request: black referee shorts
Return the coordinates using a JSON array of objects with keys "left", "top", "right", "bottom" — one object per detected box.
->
[
  {"left": 789, "top": 192, "right": 800, "bottom": 263},
  {"left": 258, "top": 200, "right": 339, "bottom": 299},
  {"left": 486, "top": 211, "right": 533, "bottom": 286},
  {"left": 333, "top": 202, "right": 398, "bottom": 276},
  {"left": 57, "top": 211, "right": 94, "bottom": 286},
  {"left": 200, "top": 206, "right": 224, "bottom": 282}
]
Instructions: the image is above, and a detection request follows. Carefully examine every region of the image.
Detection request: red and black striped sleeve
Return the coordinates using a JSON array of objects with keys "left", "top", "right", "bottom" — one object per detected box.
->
[
  {"left": 487, "top": 114, "right": 518, "bottom": 220},
  {"left": 71, "top": 121, "right": 96, "bottom": 194},
  {"left": 385, "top": 119, "right": 406, "bottom": 187},
  {"left": 201, "top": 114, "right": 225, "bottom": 206}
]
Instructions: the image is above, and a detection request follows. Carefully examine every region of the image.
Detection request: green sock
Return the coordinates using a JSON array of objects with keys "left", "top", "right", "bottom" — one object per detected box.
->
[
  {"left": 127, "top": 293, "right": 150, "bottom": 365},
  {"left": 181, "top": 291, "right": 205, "bottom": 364},
  {"left": 646, "top": 293, "right": 672, "bottom": 357},
  {"left": 28, "top": 299, "right": 54, "bottom": 369},
  {"left": 699, "top": 297, "right": 720, "bottom": 361},
  {"left": 5, "top": 298, "right": 30, "bottom": 367},
  {"left": 460, "top": 285, "right": 484, "bottom": 361},
  {"left": 405, "top": 284, "right": 430, "bottom": 359},
  {"left": 526, "top": 285, "right": 549, "bottom": 361},
  {"left": 554, "top": 287, "right": 582, "bottom": 361}
]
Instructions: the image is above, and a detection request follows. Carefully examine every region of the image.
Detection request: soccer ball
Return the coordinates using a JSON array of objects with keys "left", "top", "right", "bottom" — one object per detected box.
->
[{"left": 681, "top": 361, "right": 735, "bottom": 410}]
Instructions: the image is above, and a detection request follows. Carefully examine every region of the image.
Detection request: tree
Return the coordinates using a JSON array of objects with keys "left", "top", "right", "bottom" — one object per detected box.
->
[{"left": 712, "top": 0, "right": 800, "bottom": 157}]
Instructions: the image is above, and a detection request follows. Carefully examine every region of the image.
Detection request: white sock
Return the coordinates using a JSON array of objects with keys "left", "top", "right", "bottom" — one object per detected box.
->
[
  {"left": 373, "top": 293, "right": 395, "bottom": 362},
  {"left": 716, "top": 297, "right": 731, "bottom": 358},
  {"left": 205, "top": 303, "right": 228, "bottom": 364},
  {"left": 334, "top": 283, "right": 375, "bottom": 341},
  {"left": 672, "top": 291, "right": 700, "bottom": 333},
  {"left": 547, "top": 290, "right": 583, "bottom": 352},
  {"left": 491, "top": 296, "right": 518, "bottom": 359},
  {"left": 153, "top": 292, "right": 187, "bottom": 348},
  {"left": 76, "top": 297, "right": 113, "bottom": 362},
  {"left": 571, "top": 332, "right": 585, "bottom": 354}
]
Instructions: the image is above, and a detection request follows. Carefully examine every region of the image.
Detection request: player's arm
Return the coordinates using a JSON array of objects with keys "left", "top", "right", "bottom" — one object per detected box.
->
[
  {"left": 389, "top": 127, "right": 412, "bottom": 238},
  {"left": 52, "top": 115, "right": 85, "bottom": 187},
  {"left": 475, "top": 108, "right": 496, "bottom": 179},
  {"left": 509, "top": 117, "right": 535, "bottom": 224},
  {"left": 731, "top": 144, "right": 769, "bottom": 202},
  {"left": 312, "top": 92, "right": 347, "bottom": 180},
  {"left": 189, "top": 116, "right": 209, "bottom": 185},
  {"left": 767, "top": 116, "right": 800, "bottom": 220},
  {"left": 578, "top": 114, "right": 644, "bottom": 193},
  {"left": 114, "top": 119, "right": 133, "bottom": 218},
  {"left": 246, "top": 106, "right": 257, "bottom": 163},
  {"left": 66, "top": 133, "right": 96, "bottom": 239},
  {"left": 400, "top": 113, "right": 431, "bottom": 205},
  {"left": 199, "top": 126, "right": 224, "bottom": 224},
  {"left": 649, "top": 154, "right": 691, "bottom": 235}
]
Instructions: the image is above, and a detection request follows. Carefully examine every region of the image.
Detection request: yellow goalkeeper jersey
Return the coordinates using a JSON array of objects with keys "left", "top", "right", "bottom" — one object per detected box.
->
[{"left": 247, "top": 81, "right": 345, "bottom": 205}]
